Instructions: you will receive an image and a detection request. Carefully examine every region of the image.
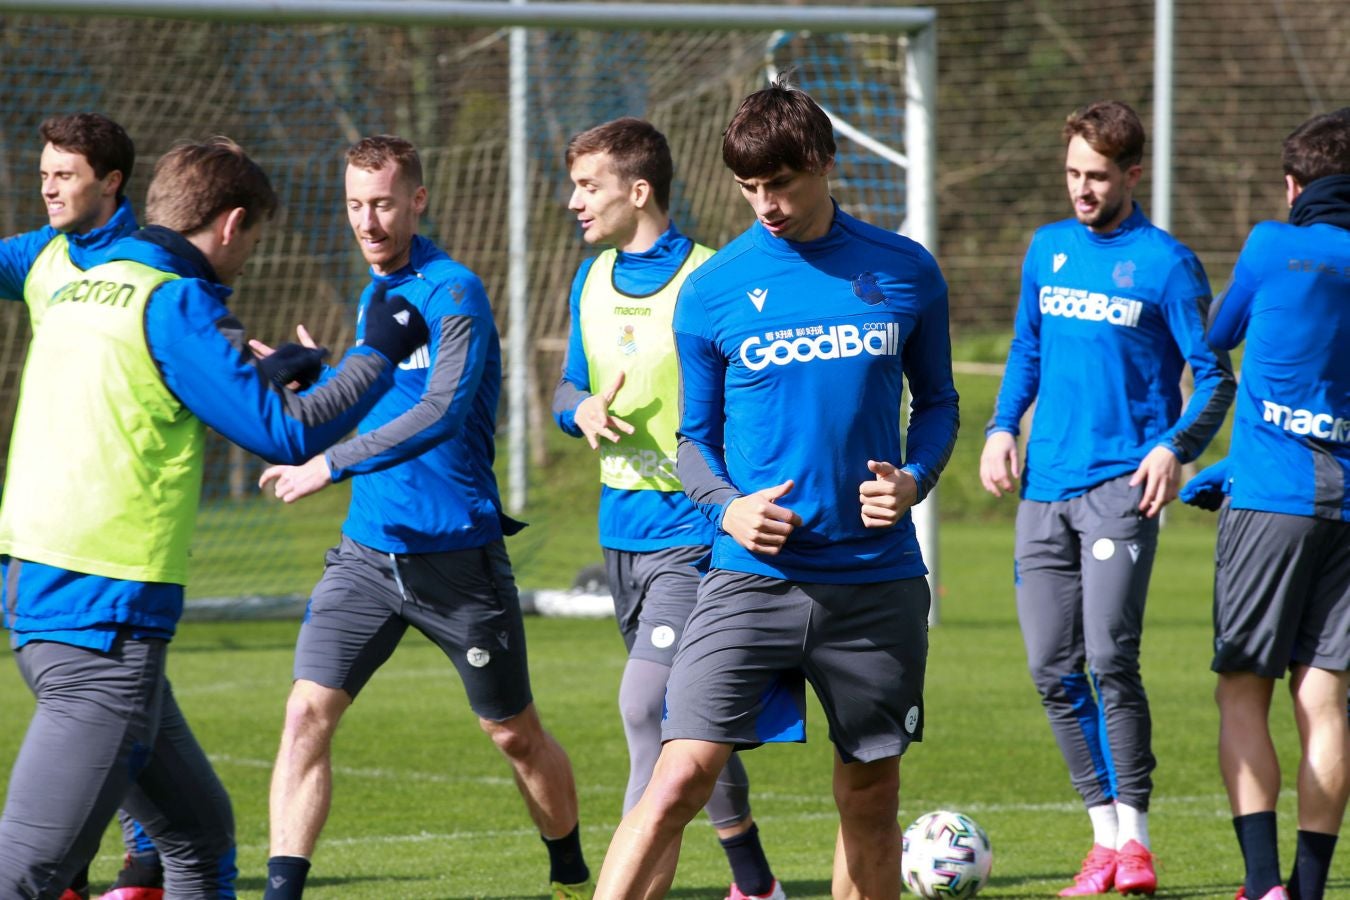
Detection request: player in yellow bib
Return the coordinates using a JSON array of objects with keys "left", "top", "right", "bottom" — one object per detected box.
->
[{"left": 551, "top": 118, "right": 784, "bottom": 900}]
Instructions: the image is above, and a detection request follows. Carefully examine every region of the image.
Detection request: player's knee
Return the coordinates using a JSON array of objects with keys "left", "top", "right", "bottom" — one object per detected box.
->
[
  {"left": 833, "top": 773, "right": 899, "bottom": 828},
  {"left": 617, "top": 682, "right": 663, "bottom": 735},
  {"left": 282, "top": 683, "right": 347, "bottom": 743},
  {"left": 645, "top": 750, "right": 722, "bottom": 820},
  {"left": 480, "top": 714, "right": 546, "bottom": 761}
]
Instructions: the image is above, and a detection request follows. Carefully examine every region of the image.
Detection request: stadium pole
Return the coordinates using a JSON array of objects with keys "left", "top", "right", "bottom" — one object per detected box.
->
[
  {"left": 507, "top": 0, "right": 529, "bottom": 514},
  {"left": 904, "top": 21, "right": 941, "bottom": 624},
  {"left": 1152, "top": 0, "right": 1174, "bottom": 232}
]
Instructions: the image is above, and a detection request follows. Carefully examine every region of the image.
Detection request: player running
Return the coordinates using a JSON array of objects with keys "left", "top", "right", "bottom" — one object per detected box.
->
[
  {"left": 978, "top": 100, "right": 1235, "bottom": 896},
  {"left": 592, "top": 77, "right": 959, "bottom": 898},
  {"left": 552, "top": 117, "right": 783, "bottom": 900},
  {"left": 261, "top": 135, "right": 592, "bottom": 900}
]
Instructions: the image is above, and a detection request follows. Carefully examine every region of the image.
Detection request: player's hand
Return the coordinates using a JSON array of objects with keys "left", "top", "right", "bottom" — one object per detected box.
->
[
  {"left": 1179, "top": 458, "right": 1230, "bottom": 512},
  {"left": 250, "top": 326, "right": 326, "bottom": 390},
  {"left": 978, "top": 431, "right": 1021, "bottom": 498},
  {"left": 574, "top": 372, "right": 636, "bottom": 450},
  {"left": 859, "top": 460, "right": 917, "bottom": 528},
  {"left": 259, "top": 454, "right": 333, "bottom": 503},
  {"left": 722, "top": 480, "right": 802, "bottom": 555},
  {"left": 1130, "top": 445, "right": 1181, "bottom": 518}
]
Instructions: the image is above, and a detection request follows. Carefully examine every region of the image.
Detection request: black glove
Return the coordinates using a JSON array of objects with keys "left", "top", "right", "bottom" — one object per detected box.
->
[
  {"left": 256, "top": 342, "right": 329, "bottom": 390},
  {"left": 1179, "top": 459, "right": 1230, "bottom": 512},
  {"left": 362, "top": 283, "right": 429, "bottom": 363}
]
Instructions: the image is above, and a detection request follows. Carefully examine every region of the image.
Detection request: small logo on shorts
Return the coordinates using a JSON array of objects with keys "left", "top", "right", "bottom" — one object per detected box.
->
[
  {"left": 1127, "top": 542, "right": 1140, "bottom": 563},
  {"left": 904, "top": 706, "right": 920, "bottom": 734},
  {"left": 1091, "top": 538, "right": 1115, "bottom": 561},
  {"left": 467, "top": 647, "right": 491, "bottom": 668},
  {"left": 651, "top": 625, "right": 676, "bottom": 649}
]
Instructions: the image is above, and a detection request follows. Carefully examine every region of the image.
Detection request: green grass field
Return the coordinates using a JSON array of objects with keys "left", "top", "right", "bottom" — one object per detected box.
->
[{"left": 1, "top": 518, "right": 1342, "bottom": 898}]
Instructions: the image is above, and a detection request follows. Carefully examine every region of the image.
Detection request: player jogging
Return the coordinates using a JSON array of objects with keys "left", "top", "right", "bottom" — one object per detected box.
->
[
  {"left": 552, "top": 117, "right": 783, "bottom": 900},
  {"left": 979, "top": 100, "right": 1235, "bottom": 896},
  {"left": 261, "top": 135, "right": 592, "bottom": 900},
  {"left": 592, "top": 77, "right": 959, "bottom": 898}
]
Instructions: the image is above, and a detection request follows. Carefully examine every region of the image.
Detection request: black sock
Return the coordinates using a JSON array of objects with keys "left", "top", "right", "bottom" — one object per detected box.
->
[
  {"left": 1234, "top": 812, "right": 1282, "bottom": 898},
  {"left": 1288, "top": 829, "right": 1338, "bottom": 900},
  {"left": 264, "top": 855, "right": 311, "bottom": 900},
  {"left": 67, "top": 865, "right": 89, "bottom": 899},
  {"left": 112, "top": 855, "right": 164, "bottom": 888},
  {"left": 542, "top": 824, "right": 589, "bottom": 885},
  {"left": 720, "top": 822, "right": 775, "bottom": 896}
]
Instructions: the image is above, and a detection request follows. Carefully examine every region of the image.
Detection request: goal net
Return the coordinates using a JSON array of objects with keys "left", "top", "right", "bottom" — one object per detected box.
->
[{"left": 0, "top": 2, "right": 936, "bottom": 603}]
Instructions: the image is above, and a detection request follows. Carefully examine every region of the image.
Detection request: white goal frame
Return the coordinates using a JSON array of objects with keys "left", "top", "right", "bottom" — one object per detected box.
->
[{"left": 1, "top": 0, "right": 942, "bottom": 610}]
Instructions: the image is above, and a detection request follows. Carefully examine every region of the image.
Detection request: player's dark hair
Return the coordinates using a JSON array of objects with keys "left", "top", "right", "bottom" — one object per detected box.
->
[
  {"left": 1281, "top": 110, "right": 1350, "bottom": 187},
  {"left": 346, "top": 134, "right": 424, "bottom": 190},
  {"left": 39, "top": 112, "right": 135, "bottom": 200},
  {"left": 722, "top": 75, "right": 836, "bottom": 179},
  {"left": 1063, "top": 100, "right": 1145, "bottom": 170},
  {"left": 566, "top": 117, "right": 673, "bottom": 212},
  {"left": 146, "top": 137, "right": 276, "bottom": 234}
]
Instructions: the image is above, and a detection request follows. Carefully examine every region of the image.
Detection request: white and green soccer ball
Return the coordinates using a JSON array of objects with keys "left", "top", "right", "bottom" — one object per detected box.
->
[{"left": 901, "top": 809, "right": 993, "bottom": 898}]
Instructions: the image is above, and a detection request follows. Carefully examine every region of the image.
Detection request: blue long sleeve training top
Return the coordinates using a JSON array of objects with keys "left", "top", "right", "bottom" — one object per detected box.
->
[
  {"left": 3, "top": 226, "right": 398, "bottom": 649},
  {"left": 1206, "top": 174, "right": 1350, "bottom": 521},
  {"left": 552, "top": 223, "right": 713, "bottom": 551},
  {"left": 990, "top": 203, "right": 1235, "bottom": 501},
  {"left": 673, "top": 205, "right": 959, "bottom": 584},
  {"left": 326, "top": 234, "right": 521, "bottom": 554}
]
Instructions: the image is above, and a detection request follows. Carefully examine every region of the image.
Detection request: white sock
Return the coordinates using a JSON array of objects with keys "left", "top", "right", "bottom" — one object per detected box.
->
[
  {"left": 1116, "top": 803, "right": 1149, "bottom": 849},
  {"left": 1087, "top": 803, "right": 1118, "bottom": 848}
]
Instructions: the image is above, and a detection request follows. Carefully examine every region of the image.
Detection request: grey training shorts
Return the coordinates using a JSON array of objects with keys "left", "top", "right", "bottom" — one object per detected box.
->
[
  {"left": 1212, "top": 504, "right": 1350, "bottom": 678},
  {"left": 662, "top": 569, "right": 930, "bottom": 763},
  {"left": 604, "top": 544, "right": 706, "bottom": 666},
  {"left": 294, "top": 535, "right": 533, "bottom": 721}
]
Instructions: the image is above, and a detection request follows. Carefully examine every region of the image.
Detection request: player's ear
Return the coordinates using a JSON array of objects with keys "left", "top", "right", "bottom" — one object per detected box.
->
[
  {"left": 219, "top": 207, "right": 249, "bottom": 245},
  {"left": 412, "top": 184, "right": 429, "bottom": 216},
  {"left": 629, "top": 178, "right": 652, "bottom": 209},
  {"left": 101, "top": 168, "right": 123, "bottom": 198},
  {"left": 1124, "top": 163, "right": 1143, "bottom": 190},
  {"left": 1285, "top": 174, "right": 1303, "bottom": 208}
]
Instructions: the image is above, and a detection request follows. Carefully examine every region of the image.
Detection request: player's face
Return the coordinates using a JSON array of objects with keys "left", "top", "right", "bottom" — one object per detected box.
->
[
  {"left": 1064, "top": 135, "right": 1140, "bottom": 233},
  {"left": 568, "top": 151, "right": 641, "bottom": 250},
  {"left": 39, "top": 142, "right": 119, "bottom": 235},
  {"left": 734, "top": 162, "right": 835, "bottom": 243},
  {"left": 346, "top": 163, "right": 428, "bottom": 276}
]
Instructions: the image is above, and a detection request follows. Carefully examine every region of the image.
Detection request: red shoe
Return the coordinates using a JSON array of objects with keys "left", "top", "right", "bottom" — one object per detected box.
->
[
  {"left": 59, "top": 892, "right": 88, "bottom": 900},
  {"left": 1114, "top": 840, "right": 1156, "bottom": 895},
  {"left": 96, "top": 890, "right": 164, "bottom": 900},
  {"left": 726, "top": 880, "right": 786, "bottom": 900},
  {"left": 1234, "top": 887, "right": 1290, "bottom": 900},
  {"left": 1057, "top": 843, "right": 1117, "bottom": 896}
]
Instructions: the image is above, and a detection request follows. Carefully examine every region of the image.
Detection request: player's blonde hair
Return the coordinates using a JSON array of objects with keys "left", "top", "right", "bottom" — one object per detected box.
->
[{"left": 346, "top": 134, "right": 423, "bottom": 189}]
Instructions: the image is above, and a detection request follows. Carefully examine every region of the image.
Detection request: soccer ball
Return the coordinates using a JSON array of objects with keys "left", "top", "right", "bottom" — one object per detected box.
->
[{"left": 901, "top": 810, "right": 993, "bottom": 898}]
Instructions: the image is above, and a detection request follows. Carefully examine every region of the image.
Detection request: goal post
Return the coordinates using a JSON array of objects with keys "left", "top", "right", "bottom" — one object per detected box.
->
[{"left": 0, "top": 0, "right": 940, "bottom": 608}]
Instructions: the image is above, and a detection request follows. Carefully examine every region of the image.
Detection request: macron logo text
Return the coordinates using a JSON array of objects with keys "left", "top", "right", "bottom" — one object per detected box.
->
[
  {"left": 1261, "top": 400, "right": 1350, "bottom": 442},
  {"left": 1039, "top": 285, "right": 1142, "bottom": 328},
  {"left": 739, "top": 323, "right": 901, "bottom": 371}
]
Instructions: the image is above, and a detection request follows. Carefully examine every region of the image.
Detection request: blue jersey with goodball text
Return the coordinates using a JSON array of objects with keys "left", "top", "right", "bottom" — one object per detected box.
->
[
  {"left": 990, "top": 203, "right": 1234, "bottom": 501},
  {"left": 673, "top": 204, "right": 958, "bottom": 584}
]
